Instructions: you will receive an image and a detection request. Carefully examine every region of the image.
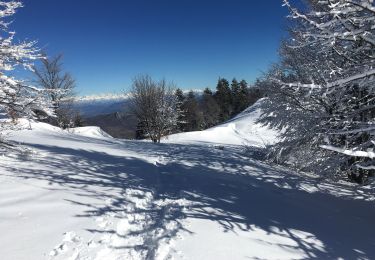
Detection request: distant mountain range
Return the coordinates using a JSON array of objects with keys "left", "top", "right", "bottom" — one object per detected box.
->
[
  {"left": 73, "top": 91, "right": 203, "bottom": 139},
  {"left": 74, "top": 93, "right": 131, "bottom": 117},
  {"left": 73, "top": 93, "right": 136, "bottom": 139}
]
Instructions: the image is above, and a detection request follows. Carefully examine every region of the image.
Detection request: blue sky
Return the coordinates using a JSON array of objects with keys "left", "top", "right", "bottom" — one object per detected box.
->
[{"left": 13, "top": 0, "right": 288, "bottom": 95}]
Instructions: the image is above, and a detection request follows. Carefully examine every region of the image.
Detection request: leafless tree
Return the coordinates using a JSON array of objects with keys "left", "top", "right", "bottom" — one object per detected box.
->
[
  {"left": 129, "top": 74, "right": 180, "bottom": 143},
  {"left": 34, "top": 54, "right": 78, "bottom": 128}
]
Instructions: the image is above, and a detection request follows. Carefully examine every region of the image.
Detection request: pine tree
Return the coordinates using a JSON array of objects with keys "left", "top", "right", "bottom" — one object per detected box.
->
[
  {"left": 184, "top": 91, "right": 203, "bottom": 131},
  {"left": 231, "top": 78, "right": 241, "bottom": 115},
  {"left": 214, "top": 78, "right": 232, "bottom": 121},
  {"left": 200, "top": 87, "right": 220, "bottom": 128},
  {"left": 174, "top": 88, "right": 186, "bottom": 132},
  {"left": 239, "top": 80, "right": 250, "bottom": 109}
]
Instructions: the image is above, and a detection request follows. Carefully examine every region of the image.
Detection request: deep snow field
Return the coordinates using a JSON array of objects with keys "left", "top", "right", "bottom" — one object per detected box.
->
[{"left": 1, "top": 102, "right": 375, "bottom": 260}]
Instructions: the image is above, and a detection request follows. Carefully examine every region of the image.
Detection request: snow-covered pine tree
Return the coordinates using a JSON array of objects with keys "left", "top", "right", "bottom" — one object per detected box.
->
[
  {"left": 259, "top": 0, "right": 375, "bottom": 182},
  {"left": 174, "top": 88, "right": 186, "bottom": 132},
  {"left": 0, "top": 1, "right": 51, "bottom": 139}
]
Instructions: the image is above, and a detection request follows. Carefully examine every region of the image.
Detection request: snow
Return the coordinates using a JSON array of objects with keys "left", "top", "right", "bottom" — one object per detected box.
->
[
  {"left": 166, "top": 99, "right": 278, "bottom": 147},
  {"left": 1, "top": 102, "right": 375, "bottom": 259},
  {"left": 70, "top": 126, "right": 113, "bottom": 139}
]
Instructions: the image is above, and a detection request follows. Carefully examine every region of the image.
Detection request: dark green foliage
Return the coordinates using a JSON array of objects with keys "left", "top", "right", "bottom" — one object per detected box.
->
[
  {"left": 200, "top": 88, "right": 220, "bottom": 128},
  {"left": 183, "top": 91, "right": 203, "bottom": 131},
  {"left": 137, "top": 77, "right": 263, "bottom": 136},
  {"left": 231, "top": 78, "right": 241, "bottom": 115},
  {"left": 175, "top": 88, "right": 185, "bottom": 104},
  {"left": 175, "top": 88, "right": 186, "bottom": 132},
  {"left": 214, "top": 78, "right": 233, "bottom": 121}
]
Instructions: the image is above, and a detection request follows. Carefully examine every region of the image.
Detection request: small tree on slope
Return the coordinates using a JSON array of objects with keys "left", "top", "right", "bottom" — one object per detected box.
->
[
  {"left": 130, "top": 75, "right": 181, "bottom": 143},
  {"left": 0, "top": 1, "right": 51, "bottom": 141},
  {"left": 34, "top": 54, "right": 77, "bottom": 129}
]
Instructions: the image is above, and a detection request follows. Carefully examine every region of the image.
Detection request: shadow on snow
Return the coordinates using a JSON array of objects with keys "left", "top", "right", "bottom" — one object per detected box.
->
[{"left": 3, "top": 139, "right": 375, "bottom": 259}]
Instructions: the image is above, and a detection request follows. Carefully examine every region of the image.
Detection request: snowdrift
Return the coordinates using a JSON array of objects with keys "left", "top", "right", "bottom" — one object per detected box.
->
[
  {"left": 70, "top": 126, "right": 113, "bottom": 139},
  {"left": 12, "top": 119, "right": 113, "bottom": 141},
  {"left": 166, "top": 98, "right": 278, "bottom": 147}
]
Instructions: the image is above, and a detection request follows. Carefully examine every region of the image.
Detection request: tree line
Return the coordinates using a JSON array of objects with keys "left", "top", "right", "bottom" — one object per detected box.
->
[
  {"left": 132, "top": 76, "right": 263, "bottom": 142},
  {"left": 175, "top": 78, "right": 262, "bottom": 132}
]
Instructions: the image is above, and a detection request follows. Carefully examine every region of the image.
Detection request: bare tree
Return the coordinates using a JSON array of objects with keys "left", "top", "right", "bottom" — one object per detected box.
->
[
  {"left": 129, "top": 74, "right": 180, "bottom": 143},
  {"left": 34, "top": 54, "right": 77, "bottom": 128}
]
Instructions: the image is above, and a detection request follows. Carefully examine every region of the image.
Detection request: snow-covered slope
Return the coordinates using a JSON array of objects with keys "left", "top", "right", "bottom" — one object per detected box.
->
[
  {"left": 70, "top": 126, "right": 113, "bottom": 139},
  {"left": 166, "top": 99, "right": 278, "bottom": 147},
  {"left": 1, "top": 120, "right": 375, "bottom": 260}
]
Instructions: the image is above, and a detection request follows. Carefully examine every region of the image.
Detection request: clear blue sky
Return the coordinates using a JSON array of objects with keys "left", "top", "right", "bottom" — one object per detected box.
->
[{"left": 13, "top": 0, "right": 288, "bottom": 95}]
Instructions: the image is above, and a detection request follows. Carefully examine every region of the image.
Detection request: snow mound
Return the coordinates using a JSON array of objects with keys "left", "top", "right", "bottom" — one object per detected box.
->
[
  {"left": 166, "top": 98, "right": 278, "bottom": 147},
  {"left": 11, "top": 120, "right": 112, "bottom": 141},
  {"left": 70, "top": 126, "right": 112, "bottom": 139}
]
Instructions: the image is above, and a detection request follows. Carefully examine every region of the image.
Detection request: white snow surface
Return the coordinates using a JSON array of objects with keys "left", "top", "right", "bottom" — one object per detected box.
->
[
  {"left": 70, "top": 126, "right": 113, "bottom": 139},
  {"left": 165, "top": 99, "right": 278, "bottom": 147},
  {"left": 1, "top": 103, "right": 375, "bottom": 259}
]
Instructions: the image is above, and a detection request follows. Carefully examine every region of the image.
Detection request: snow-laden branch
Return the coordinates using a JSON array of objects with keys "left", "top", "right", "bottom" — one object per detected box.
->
[
  {"left": 0, "top": 1, "right": 52, "bottom": 124},
  {"left": 328, "top": 126, "right": 375, "bottom": 135},
  {"left": 356, "top": 164, "right": 375, "bottom": 170},
  {"left": 321, "top": 145, "right": 375, "bottom": 159},
  {"left": 284, "top": 0, "right": 375, "bottom": 47},
  {"left": 272, "top": 68, "right": 375, "bottom": 90}
]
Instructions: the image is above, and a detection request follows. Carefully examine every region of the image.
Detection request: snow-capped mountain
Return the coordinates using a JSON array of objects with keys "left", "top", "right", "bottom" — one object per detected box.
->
[
  {"left": 74, "top": 90, "right": 203, "bottom": 118},
  {"left": 74, "top": 93, "right": 131, "bottom": 117}
]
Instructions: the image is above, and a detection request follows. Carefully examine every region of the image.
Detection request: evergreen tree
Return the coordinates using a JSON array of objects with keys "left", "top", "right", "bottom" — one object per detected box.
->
[
  {"left": 174, "top": 88, "right": 186, "bottom": 132},
  {"left": 184, "top": 91, "right": 203, "bottom": 131},
  {"left": 201, "top": 87, "right": 220, "bottom": 128},
  {"left": 231, "top": 78, "right": 241, "bottom": 115},
  {"left": 239, "top": 80, "right": 251, "bottom": 110},
  {"left": 175, "top": 88, "right": 184, "bottom": 103},
  {"left": 214, "top": 78, "right": 232, "bottom": 121}
]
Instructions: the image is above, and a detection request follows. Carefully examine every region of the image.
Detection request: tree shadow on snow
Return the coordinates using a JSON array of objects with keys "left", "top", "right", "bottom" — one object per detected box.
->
[{"left": 3, "top": 140, "right": 375, "bottom": 259}]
